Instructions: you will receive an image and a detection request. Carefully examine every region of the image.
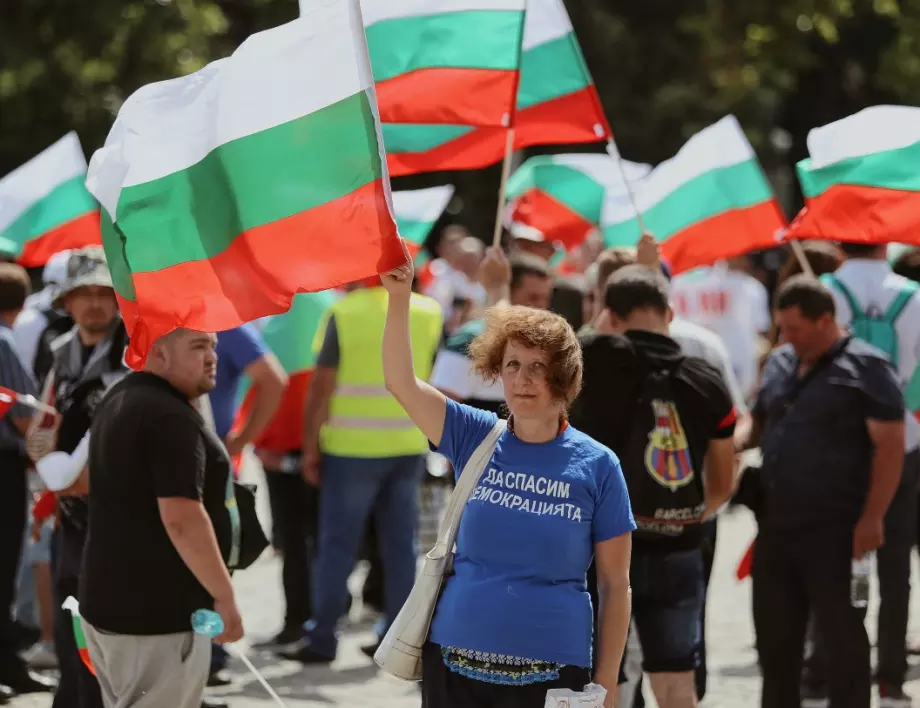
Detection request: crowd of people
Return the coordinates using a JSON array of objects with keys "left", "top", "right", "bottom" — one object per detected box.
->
[{"left": 0, "top": 224, "right": 917, "bottom": 708}]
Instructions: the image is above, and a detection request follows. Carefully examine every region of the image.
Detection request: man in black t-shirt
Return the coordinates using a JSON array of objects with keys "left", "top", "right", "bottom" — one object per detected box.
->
[
  {"left": 571, "top": 265, "right": 736, "bottom": 708},
  {"left": 79, "top": 329, "right": 242, "bottom": 708}
]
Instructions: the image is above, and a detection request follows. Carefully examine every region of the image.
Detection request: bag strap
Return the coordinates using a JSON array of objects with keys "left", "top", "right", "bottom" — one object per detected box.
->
[
  {"left": 428, "top": 419, "right": 507, "bottom": 560},
  {"left": 821, "top": 273, "right": 864, "bottom": 318},
  {"left": 885, "top": 282, "right": 918, "bottom": 322}
]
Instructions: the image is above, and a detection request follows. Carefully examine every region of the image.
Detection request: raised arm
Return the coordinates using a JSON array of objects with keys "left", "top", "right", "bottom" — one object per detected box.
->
[{"left": 381, "top": 251, "right": 448, "bottom": 447}]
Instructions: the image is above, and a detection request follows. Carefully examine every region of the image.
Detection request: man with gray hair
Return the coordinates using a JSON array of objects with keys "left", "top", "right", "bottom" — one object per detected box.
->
[{"left": 79, "top": 328, "right": 243, "bottom": 708}]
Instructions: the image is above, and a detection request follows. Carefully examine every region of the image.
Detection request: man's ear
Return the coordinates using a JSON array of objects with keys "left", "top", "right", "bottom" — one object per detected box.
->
[{"left": 666, "top": 306, "right": 674, "bottom": 324}]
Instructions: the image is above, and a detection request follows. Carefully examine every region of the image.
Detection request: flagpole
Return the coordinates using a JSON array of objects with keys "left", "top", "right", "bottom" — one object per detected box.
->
[
  {"left": 25, "top": 371, "right": 56, "bottom": 438},
  {"left": 492, "top": 129, "right": 516, "bottom": 248},
  {"left": 606, "top": 139, "right": 647, "bottom": 235},
  {"left": 789, "top": 239, "right": 815, "bottom": 277}
]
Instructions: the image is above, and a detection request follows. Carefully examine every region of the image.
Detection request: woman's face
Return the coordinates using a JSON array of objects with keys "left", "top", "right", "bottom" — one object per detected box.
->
[{"left": 500, "top": 339, "right": 556, "bottom": 419}]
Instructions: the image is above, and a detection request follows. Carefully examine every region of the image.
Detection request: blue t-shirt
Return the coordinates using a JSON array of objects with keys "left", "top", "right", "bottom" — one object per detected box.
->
[
  {"left": 209, "top": 324, "right": 268, "bottom": 439},
  {"left": 429, "top": 399, "right": 635, "bottom": 668}
]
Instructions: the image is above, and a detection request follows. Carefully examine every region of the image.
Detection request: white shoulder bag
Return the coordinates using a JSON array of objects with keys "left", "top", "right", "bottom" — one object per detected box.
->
[{"left": 374, "top": 419, "right": 507, "bottom": 681}]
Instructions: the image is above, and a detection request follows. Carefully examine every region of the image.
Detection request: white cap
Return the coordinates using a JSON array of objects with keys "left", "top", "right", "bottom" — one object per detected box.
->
[{"left": 42, "top": 249, "right": 74, "bottom": 287}]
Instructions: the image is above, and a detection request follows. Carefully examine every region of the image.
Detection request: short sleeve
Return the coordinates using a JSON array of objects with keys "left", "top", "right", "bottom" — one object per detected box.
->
[
  {"left": 433, "top": 398, "right": 499, "bottom": 480},
  {"left": 221, "top": 324, "right": 268, "bottom": 374},
  {"left": 860, "top": 357, "right": 905, "bottom": 422},
  {"left": 144, "top": 414, "right": 206, "bottom": 500},
  {"left": 315, "top": 316, "right": 340, "bottom": 368},
  {"left": 687, "top": 358, "right": 736, "bottom": 440},
  {"left": 592, "top": 453, "right": 636, "bottom": 543},
  {"left": 0, "top": 335, "right": 38, "bottom": 418}
]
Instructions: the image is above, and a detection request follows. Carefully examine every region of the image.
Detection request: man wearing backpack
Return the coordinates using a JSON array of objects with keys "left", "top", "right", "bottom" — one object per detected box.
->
[
  {"left": 572, "top": 264, "right": 737, "bottom": 708},
  {"left": 807, "top": 242, "right": 920, "bottom": 707}
]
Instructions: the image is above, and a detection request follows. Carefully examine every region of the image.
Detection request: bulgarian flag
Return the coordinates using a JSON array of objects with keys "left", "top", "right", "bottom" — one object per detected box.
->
[
  {"left": 505, "top": 153, "right": 651, "bottom": 250},
  {"left": 602, "top": 116, "right": 787, "bottom": 275},
  {"left": 786, "top": 106, "right": 920, "bottom": 245},
  {"left": 363, "top": 0, "right": 525, "bottom": 127},
  {"left": 62, "top": 597, "right": 96, "bottom": 676},
  {"left": 234, "top": 291, "right": 338, "bottom": 457},
  {"left": 85, "top": 3, "right": 405, "bottom": 368},
  {"left": 384, "top": 0, "right": 610, "bottom": 176},
  {"left": 0, "top": 133, "right": 101, "bottom": 267},
  {"left": 392, "top": 185, "right": 456, "bottom": 262}
]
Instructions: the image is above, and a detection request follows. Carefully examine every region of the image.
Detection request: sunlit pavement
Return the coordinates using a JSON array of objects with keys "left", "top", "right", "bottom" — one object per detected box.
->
[{"left": 13, "top": 457, "right": 920, "bottom": 707}]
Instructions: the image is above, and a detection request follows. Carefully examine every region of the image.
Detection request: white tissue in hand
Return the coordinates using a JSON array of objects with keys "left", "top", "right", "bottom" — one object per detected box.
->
[
  {"left": 544, "top": 683, "right": 607, "bottom": 708},
  {"left": 36, "top": 451, "right": 82, "bottom": 492}
]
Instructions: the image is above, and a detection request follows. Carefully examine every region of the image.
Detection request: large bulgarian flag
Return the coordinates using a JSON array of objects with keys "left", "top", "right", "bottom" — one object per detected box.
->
[
  {"left": 0, "top": 133, "right": 101, "bottom": 267},
  {"left": 384, "top": 0, "right": 610, "bottom": 176},
  {"left": 234, "top": 290, "right": 338, "bottom": 456},
  {"left": 602, "top": 116, "right": 787, "bottom": 274},
  {"left": 85, "top": 2, "right": 405, "bottom": 368},
  {"left": 363, "top": 0, "right": 525, "bottom": 127},
  {"left": 786, "top": 106, "right": 920, "bottom": 245},
  {"left": 505, "top": 153, "right": 651, "bottom": 250}
]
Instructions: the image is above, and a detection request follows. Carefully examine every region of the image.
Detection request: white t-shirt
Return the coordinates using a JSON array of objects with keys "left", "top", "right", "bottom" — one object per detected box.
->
[
  {"left": 826, "top": 259, "right": 920, "bottom": 452},
  {"left": 423, "top": 264, "right": 487, "bottom": 317},
  {"left": 669, "top": 264, "right": 770, "bottom": 399},
  {"left": 669, "top": 317, "right": 749, "bottom": 415}
]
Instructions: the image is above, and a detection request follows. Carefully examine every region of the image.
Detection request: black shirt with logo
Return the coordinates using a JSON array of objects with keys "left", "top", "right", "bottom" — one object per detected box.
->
[
  {"left": 79, "top": 372, "right": 232, "bottom": 635},
  {"left": 571, "top": 330, "right": 736, "bottom": 552}
]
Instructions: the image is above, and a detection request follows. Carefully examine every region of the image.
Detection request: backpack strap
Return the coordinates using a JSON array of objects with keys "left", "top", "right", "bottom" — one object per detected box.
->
[
  {"left": 885, "top": 281, "right": 919, "bottom": 322},
  {"left": 820, "top": 273, "right": 864, "bottom": 318}
]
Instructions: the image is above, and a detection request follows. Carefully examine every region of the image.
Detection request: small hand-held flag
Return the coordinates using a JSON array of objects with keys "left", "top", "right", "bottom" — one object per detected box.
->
[{"left": 0, "top": 386, "right": 58, "bottom": 421}]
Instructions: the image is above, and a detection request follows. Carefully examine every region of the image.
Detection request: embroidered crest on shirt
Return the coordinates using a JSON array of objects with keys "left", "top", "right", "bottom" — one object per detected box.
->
[{"left": 644, "top": 399, "right": 694, "bottom": 491}]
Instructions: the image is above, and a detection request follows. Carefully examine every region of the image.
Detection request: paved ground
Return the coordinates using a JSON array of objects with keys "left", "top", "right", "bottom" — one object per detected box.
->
[{"left": 13, "top": 460, "right": 920, "bottom": 707}]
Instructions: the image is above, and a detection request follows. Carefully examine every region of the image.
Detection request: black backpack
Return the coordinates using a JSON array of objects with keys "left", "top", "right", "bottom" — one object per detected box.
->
[{"left": 618, "top": 349, "right": 705, "bottom": 542}]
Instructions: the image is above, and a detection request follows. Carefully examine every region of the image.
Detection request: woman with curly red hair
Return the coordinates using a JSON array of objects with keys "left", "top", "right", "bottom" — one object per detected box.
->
[{"left": 381, "top": 247, "right": 634, "bottom": 708}]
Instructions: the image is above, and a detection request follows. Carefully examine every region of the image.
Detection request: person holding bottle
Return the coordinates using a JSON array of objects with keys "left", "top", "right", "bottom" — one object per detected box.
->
[
  {"left": 380, "top": 244, "right": 634, "bottom": 708},
  {"left": 739, "top": 276, "right": 905, "bottom": 708}
]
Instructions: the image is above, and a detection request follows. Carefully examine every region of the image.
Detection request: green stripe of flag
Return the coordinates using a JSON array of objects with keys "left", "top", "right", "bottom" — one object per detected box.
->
[
  {"left": 2, "top": 176, "right": 97, "bottom": 246},
  {"left": 517, "top": 33, "right": 592, "bottom": 110},
  {"left": 398, "top": 219, "right": 434, "bottom": 247},
  {"left": 381, "top": 123, "right": 474, "bottom": 153},
  {"left": 524, "top": 163, "right": 605, "bottom": 223},
  {"left": 262, "top": 291, "right": 336, "bottom": 374},
  {"left": 603, "top": 160, "right": 772, "bottom": 246},
  {"left": 797, "top": 140, "right": 920, "bottom": 199},
  {"left": 113, "top": 91, "right": 381, "bottom": 275},
  {"left": 367, "top": 11, "right": 523, "bottom": 83}
]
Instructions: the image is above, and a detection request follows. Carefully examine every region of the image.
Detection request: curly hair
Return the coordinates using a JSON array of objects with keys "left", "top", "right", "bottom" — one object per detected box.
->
[{"left": 467, "top": 306, "right": 583, "bottom": 409}]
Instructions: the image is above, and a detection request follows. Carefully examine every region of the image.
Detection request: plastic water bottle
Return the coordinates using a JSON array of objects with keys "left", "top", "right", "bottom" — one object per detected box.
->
[
  {"left": 191, "top": 609, "right": 224, "bottom": 638},
  {"left": 851, "top": 553, "right": 873, "bottom": 608}
]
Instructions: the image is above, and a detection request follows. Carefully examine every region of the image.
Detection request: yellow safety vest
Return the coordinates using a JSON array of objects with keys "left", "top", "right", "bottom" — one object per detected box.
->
[{"left": 321, "top": 287, "right": 443, "bottom": 458}]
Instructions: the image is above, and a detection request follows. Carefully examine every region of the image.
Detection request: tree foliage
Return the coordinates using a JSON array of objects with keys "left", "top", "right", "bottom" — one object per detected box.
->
[{"left": 2, "top": 0, "right": 920, "bottom": 239}]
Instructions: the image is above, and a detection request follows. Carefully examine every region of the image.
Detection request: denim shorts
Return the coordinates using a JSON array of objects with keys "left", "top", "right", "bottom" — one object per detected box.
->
[
  {"left": 630, "top": 546, "right": 704, "bottom": 673},
  {"left": 26, "top": 519, "right": 54, "bottom": 565}
]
